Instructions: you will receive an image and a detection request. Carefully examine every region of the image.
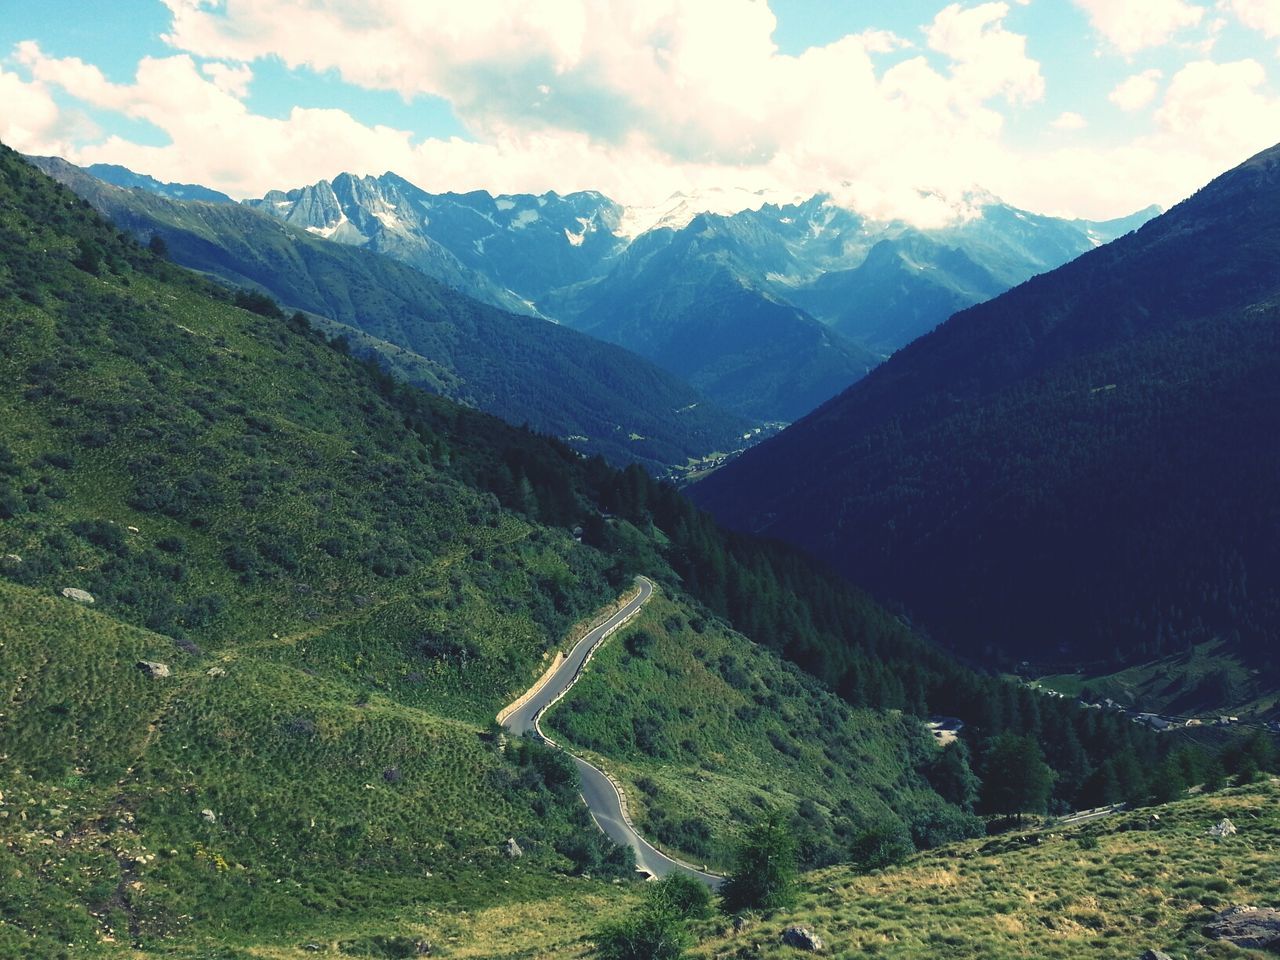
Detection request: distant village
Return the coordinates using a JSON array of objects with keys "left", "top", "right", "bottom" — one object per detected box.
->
[{"left": 1026, "top": 683, "right": 1280, "bottom": 735}]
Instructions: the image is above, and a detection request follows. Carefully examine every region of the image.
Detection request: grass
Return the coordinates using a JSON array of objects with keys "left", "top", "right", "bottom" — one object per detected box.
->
[{"left": 686, "top": 779, "right": 1280, "bottom": 960}]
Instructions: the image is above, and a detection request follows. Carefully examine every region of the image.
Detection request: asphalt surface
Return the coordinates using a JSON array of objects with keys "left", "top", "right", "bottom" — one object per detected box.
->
[{"left": 500, "top": 576, "right": 723, "bottom": 887}]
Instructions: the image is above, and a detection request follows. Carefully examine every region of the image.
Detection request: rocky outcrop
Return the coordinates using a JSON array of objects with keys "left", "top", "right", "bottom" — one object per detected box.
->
[
  {"left": 60, "top": 587, "right": 95, "bottom": 604},
  {"left": 1207, "top": 818, "right": 1237, "bottom": 838},
  {"left": 780, "top": 925, "right": 824, "bottom": 952},
  {"left": 137, "top": 660, "right": 171, "bottom": 678},
  {"left": 504, "top": 837, "right": 523, "bottom": 859},
  {"left": 1137, "top": 950, "right": 1174, "bottom": 960},
  {"left": 1204, "top": 906, "right": 1280, "bottom": 950}
]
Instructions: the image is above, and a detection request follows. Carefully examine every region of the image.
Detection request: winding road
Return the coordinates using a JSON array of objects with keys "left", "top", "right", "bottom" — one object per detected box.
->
[{"left": 499, "top": 576, "right": 723, "bottom": 888}]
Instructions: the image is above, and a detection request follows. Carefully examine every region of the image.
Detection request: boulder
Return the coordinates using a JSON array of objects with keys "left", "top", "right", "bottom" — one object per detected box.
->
[
  {"left": 61, "top": 587, "right": 95, "bottom": 604},
  {"left": 206, "top": 666, "right": 227, "bottom": 678},
  {"left": 732, "top": 915, "right": 754, "bottom": 935},
  {"left": 1137, "top": 950, "right": 1174, "bottom": 960},
  {"left": 1207, "top": 818, "right": 1237, "bottom": 838},
  {"left": 2, "top": 554, "right": 21, "bottom": 564},
  {"left": 780, "top": 926, "right": 824, "bottom": 952},
  {"left": 137, "top": 661, "right": 171, "bottom": 678},
  {"left": 1204, "top": 906, "right": 1280, "bottom": 950},
  {"left": 200, "top": 809, "right": 218, "bottom": 824},
  {"left": 504, "top": 837, "right": 523, "bottom": 859}
]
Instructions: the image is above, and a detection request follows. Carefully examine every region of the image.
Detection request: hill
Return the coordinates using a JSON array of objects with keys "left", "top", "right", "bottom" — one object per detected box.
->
[
  {"left": 27, "top": 156, "right": 752, "bottom": 472},
  {"left": 692, "top": 143, "right": 1280, "bottom": 676}
]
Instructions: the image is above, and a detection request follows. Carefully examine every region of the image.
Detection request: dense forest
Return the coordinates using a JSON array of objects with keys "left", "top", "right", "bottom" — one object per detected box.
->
[{"left": 693, "top": 143, "right": 1280, "bottom": 681}]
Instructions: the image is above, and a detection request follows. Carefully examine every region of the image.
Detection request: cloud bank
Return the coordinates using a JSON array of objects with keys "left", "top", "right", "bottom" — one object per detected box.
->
[{"left": 3, "top": 0, "right": 1279, "bottom": 223}]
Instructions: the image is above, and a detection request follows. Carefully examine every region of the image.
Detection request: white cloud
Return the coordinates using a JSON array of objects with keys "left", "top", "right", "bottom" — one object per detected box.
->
[
  {"left": 201, "top": 62, "right": 253, "bottom": 98},
  {"left": 1072, "top": 0, "right": 1205, "bottom": 53},
  {"left": 925, "top": 3, "right": 1045, "bottom": 105},
  {"left": 1110, "top": 69, "right": 1165, "bottom": 110},
  {"left": 1001, "top": 58, "right": 1280, "bottom": 217},
  {"left": 1222, "top": 0, "right": 1280, "bottom": 37},
  {"left": 1052, "top": 111, "right": 1088, "bottom": 129}
]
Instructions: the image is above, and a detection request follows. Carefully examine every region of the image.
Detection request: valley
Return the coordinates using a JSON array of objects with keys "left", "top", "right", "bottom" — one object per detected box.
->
[{"left": 3, "top": 2, "right": 1280, "bottom": 955}]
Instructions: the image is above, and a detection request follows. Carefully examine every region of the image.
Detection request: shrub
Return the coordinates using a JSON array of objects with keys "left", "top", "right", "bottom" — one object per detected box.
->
[{"left": 851, "top": 816, "right": 915, "bottom": 872}]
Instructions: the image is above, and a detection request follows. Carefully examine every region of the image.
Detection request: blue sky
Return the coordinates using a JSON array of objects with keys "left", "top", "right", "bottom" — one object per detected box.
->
[{"left": 3, "top": 1, "right": 1279, "bottom": 222}]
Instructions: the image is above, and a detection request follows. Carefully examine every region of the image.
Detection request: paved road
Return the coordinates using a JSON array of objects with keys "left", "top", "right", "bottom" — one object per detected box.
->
[{"left": 500, "top": 576, "right": 723, "bottom": 888}]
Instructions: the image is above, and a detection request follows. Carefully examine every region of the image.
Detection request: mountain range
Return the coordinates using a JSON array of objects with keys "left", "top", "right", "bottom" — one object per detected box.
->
[
  {"left": 692, "top": 142, "right": 1280, "bottom": 678},
  {"left": 233, "top": 171, "right": 1159, "bottom": 422}
]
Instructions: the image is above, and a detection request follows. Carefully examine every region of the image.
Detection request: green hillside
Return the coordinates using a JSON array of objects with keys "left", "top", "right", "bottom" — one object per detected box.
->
[
  {"left": 28, "top": 156, "right": 751, "bottom": 473},
  {"left": 544, "top": 591, "right": 977, "bottom": 872}
]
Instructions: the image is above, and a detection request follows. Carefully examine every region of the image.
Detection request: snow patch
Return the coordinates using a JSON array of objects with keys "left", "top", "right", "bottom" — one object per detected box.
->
[
  {"left": 565, "top": 228, "right": 585, "bottom": 247},
  {"left": 512, "top": 209, "right": 540, "bottom": 229},
  {"left": 494, "top": 198, "right": 516, "bottom": 211},
  {"left": 615, "top": 186, "right": 804, "bottom": 240}
]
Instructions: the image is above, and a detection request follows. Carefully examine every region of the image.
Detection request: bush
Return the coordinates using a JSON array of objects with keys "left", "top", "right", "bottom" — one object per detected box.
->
[
  {"left": 851, "top": 817, "right": 915, "bottom": 871},
  {"left": 594, "top": 892, "right": 689, "bottom": 960},
  {"left": 652, "top": 873, "right": 713, "bottom": 920}
]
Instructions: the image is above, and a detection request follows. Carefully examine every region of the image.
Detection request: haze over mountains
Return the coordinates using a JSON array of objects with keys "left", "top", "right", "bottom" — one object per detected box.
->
[{"left": 693, "top": 143, "right": 1280, "bottom": 681}]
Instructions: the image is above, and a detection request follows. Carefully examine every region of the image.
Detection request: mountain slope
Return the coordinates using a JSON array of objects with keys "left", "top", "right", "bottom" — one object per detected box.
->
[
  {"left": 29, "top": 155, "right": 751, "bottom": 472},
  {"left": 2, "top": 141, "right": 1029, "bottom": 957},
  {"left": 561, "top": 217, "right": 881, "bottom": 421},
  {"left": 693, "top": 143, "right": 1280, "bottom": 672},
  {"left": 85, "top": 162, "right": 235, "bottom": 205}
]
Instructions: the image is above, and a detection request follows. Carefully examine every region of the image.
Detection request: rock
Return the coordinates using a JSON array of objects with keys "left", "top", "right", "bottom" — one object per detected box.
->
[
  {"left": 206, "top": 666, "right": 226, "bottom": 678},
  {"left": 780, "top": 925, "right": 824, "bottom": 952},
  {"left": 1137, "top": 950, "right": 1174, "bottom": 960},
  {"left": 1207, "top": 818, "right": 1237, "bottom": 838},
  {"left": 504, "top": 837, "right": 523, "bottom": 859},
  {"left": 61, "top": 587, "right": 95, "bottom": 604},
  {"left": 137, "top": 661, "right": 171, "bottom": 678},
  {"left": 732, "top": 915, "right": 754, "bottom": 935},
  {"left": 2, "top": 554, "right": 21, "bottom": 564},
  {"left": 200, "top": 809, "right": 217, "bottom": 824},
  {"left": 1204, "top": 906, "right": 1280, "bottom": 949}
]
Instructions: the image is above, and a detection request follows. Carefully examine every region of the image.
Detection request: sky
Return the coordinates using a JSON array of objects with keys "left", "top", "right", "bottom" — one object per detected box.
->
[{"left": 3, "top": 0, "right": 1279, "bottom": 224}]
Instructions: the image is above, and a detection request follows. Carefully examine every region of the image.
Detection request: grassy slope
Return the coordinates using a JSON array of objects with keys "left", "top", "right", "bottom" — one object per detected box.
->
[
  {"left": 544, "top": 592, "right": 959, "bottom": 871},
  {"left": 688, "top": 780, "right": 1280, "bottom": 960}
]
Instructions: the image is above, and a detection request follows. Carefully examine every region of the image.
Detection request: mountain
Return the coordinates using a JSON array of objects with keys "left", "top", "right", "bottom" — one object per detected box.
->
[
  {"left": 692, "top": 144, "right": 1280, "bottom": 676},
  {"left": 244, "top": 172, "right": 624, "bottom": 314},
  {"left": 557, "top": 215, "right": 881, "bottom": 420},
  {"left": 29, "top": 156, "right": 752, "bottom": 472},
  {"left": 240, "top": 173, "right": 1156, "bottom": 423},
  {"left": 84, "top": 162, "right": 235, "bottom": 204}
]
